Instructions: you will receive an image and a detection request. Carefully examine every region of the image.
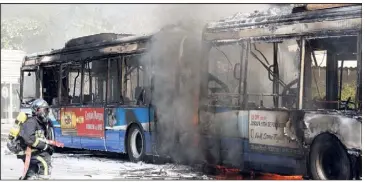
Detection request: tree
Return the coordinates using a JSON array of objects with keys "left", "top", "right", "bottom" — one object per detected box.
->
[
  {"left": 1, "top": 5, "right": 118, "bottom": 53},
  {"left": 1, "top": 18, "right": 45, "bottom": 51}
]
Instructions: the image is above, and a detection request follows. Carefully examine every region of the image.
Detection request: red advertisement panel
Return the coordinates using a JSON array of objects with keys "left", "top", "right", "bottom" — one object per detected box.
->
[
  {"left": 60, "top": 108, "right": 105, "bottom": 138},
  {"left": 76, "top": 108, "right": 105, "bottom": 138}
]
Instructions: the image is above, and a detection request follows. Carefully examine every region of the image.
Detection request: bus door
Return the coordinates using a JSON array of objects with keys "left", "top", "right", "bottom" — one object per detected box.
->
[
  {"left": 57, "top": 62, "right": 105, "bottom": 150},
  {"left": 198, "top": 41, "right": 248, "bottom": 168},
  {"left": 243, "top": 40, "right": 306, "bottom": 174},
  {"left": 76, "top": 60, "right": 106, "bottom": 151},
  {"left": 56, "top": 63, "right": 81, "bottom": 148}
]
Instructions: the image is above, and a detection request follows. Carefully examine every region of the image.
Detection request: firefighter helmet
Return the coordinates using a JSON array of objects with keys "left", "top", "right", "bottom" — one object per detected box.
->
[{"left": 30, "top": 98, "right": 50, "bottom": 123}]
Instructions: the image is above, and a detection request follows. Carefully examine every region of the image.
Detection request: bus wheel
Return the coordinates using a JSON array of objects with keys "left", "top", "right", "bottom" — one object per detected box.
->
[
  {"left": 127, "top": 125, "right": 145, "bottom": 162},
  {"left": 47, "top": 126, "right": 55, "bottom": 141},
  {"left": 309, "top": 133, "right": 352, "bottom": 180}
]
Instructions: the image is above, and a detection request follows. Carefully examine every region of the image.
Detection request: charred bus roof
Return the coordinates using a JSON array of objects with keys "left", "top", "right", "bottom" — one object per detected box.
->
[
  {"left": 203, "top": 4, "right": 361, "bottom": 43},
  {"left": 21, "top": 33, "right": 152, "bottom": 70}
]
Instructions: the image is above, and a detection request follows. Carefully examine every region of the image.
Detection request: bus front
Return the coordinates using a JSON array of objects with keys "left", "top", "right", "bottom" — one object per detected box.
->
[{"left": 19, "top": 55, "right": 41, "bottom": 115}]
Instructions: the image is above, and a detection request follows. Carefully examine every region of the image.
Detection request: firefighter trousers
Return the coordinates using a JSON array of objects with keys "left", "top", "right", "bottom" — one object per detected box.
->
[{"left": 21, "top": 152, "right": 52, "bottom": 179}]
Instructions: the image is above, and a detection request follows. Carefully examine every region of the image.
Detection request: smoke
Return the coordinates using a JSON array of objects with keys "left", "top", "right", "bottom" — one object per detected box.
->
[{"left": 139, "top": 4, "right": 275, "bottom": 165}]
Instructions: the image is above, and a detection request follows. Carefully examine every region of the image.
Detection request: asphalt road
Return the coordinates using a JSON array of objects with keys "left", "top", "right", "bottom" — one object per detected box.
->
[
  {"left": 1, "top": 140, "right": 210, "bottom": 180},
  {"left": 1, "top": 132, "right": 304, "bottom": 180}
]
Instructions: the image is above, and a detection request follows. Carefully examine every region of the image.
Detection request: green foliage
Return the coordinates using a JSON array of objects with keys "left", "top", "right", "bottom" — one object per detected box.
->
[
  {"left": 311, "top": 80, "right": 357, "bottom": 103},
  {"left": 1, "top": 5, "right": 117, "bottom": 53},
  {"left": 340, "top": 81, "right": 357, "bottom": 102},
  {"left": 1, "top": 18, "right": 44, "bottom": 50}
]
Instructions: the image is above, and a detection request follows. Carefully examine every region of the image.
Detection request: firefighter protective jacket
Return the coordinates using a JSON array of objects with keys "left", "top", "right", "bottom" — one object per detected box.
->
[{"left": 19, "top": 117, "right": 49, "bottom": 152}]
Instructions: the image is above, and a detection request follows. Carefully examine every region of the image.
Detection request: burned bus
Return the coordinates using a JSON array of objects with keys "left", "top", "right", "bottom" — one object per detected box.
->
[
  {"left": 19, "top": 27, "right": 201, "bottom": 163},
  {"left": 198, "top": 4, "right": 361, "bottom": 180}
]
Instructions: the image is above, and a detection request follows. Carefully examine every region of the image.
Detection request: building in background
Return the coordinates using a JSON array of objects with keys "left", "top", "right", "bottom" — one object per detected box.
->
[{"left": 1, "top": 50, "right": 25, "bottom": 124}]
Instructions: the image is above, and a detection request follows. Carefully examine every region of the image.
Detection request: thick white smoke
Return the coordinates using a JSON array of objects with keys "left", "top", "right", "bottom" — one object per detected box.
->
[{"left": 141, "top": 4, "right": 278, "bottom": 164}]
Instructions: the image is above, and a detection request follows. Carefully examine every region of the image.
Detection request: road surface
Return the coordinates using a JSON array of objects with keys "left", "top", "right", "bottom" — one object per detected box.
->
[
  {"left": 1, "top": 132, "right": 303, "bottom": 180},
  {"left": 1, "top": 140, "right": 210, "bottom": 180}
]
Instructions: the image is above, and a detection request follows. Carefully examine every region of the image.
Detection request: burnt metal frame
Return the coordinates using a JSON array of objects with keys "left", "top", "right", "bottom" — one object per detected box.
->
[
  {"left": 20, "top": 36, "right": 151, "bottom": 108},
  {"left": 355, "top": 32, "right": 362, "bottom": 109},
  {"left": 297, "top": 37, "right": 306, "bottom": 110},
  {"left": 204, "top": 32, "right": 361, "bottom": 111},
  {"left": 60, "top": 54, "right": 147, "bottom": 107},
  {"left": 204, "top": 37, "right": 303, "bottom": 110},
  {"left": 202, "top": 4, "right": 361, "bottom": 111},
  {"left": 241, "top": 41, "right": 250, "bottom": 109}
]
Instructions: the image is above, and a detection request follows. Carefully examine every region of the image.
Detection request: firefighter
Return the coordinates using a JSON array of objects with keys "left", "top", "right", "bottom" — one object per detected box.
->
[{"left": 17, "top": 99, "right": 54, "bottom": 180}]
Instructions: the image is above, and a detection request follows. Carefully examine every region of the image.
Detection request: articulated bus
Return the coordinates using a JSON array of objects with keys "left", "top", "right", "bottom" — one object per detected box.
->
[{"left": 19, "top": 4, "right": 361, "bottom": 180}]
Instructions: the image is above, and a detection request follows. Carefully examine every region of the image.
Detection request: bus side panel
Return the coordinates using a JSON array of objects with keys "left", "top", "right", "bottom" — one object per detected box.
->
[
  {"left": 145, "top": 108, "right": 156, "bottom": 155},
  {"left": 105, "top": 129, "right": 124, "bottom": 152},
  {"left": 201, "top": 109, "right": 305, "bottom": 175},
  {"left": 220, "top": 137, "right": 245, "bottom": 168},
  {"left": 144, "top": 132, "right": 153, "bottom": 155},
  {"left": 79, "top": 137, "right": 106, "bottom": 151},
  {"left": 219, "top": 111, "right": 249, "bottom": 168},
  {"left": 213, "top": 137, "right": 305, "bottom": 175},
  {"left": 104, "top": 107, "right": 153, "bottom": 154},
  {"left": 244, "top": 138, "right": 306, "bottom": 175},
  {"left": 105, "top": 107, "right": 126, "bottom": 152},
  {"left": 246, "top": 110, "right": 306, "bottom": 175},
  {"left": 48, "top": 108, "right": 79, "bottom": 148},
  {"left": 53, "top": 127, "right": 73, "bottom": 147}
]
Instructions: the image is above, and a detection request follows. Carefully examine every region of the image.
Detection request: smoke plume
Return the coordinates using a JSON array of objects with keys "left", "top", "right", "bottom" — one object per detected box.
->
[{"left": 141, "top": 4, "right": 275, "bottom": 165}]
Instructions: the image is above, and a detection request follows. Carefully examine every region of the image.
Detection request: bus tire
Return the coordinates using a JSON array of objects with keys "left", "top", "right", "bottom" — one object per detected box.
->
[
  {"left": 47, "top": 126, "right": 55, "bottom": 141},
  {"left": 309, "top": 133, "right": 352, "bottom": 180},
  {"left": 127, "top": 125, "right": 145, "bottom": 162}
]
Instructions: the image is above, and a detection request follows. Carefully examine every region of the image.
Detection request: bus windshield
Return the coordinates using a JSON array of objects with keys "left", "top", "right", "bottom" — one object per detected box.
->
[{"left": 22, "top": 70, "right": 37, "bottom": 99}]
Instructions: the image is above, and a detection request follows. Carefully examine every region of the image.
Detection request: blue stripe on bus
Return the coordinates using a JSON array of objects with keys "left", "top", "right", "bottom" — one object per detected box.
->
[
  {"left": 55, "top": 128, "right": 154, "bottom": 154},
  {"left": 215, "top": 107, "right": 231, "bottom": 113},
  {"left": 54, "top": 123, "right": 154, "bottom": 154},
  {"left": 54, "top": 127, "right": 73, "bottom": 147}
]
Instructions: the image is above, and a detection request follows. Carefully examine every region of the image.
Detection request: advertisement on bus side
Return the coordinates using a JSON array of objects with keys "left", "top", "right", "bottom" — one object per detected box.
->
[
  {"left": 248, "top": 110, "right": 302, "bottom": 156},
  {"left": 60, "top": 108, "right": 105, "bottom": 138}
]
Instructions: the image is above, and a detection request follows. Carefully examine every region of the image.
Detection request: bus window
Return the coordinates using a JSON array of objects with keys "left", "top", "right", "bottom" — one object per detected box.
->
[
  {"left": 307, "top": 36, "right": 359, "bottom": 110},
  {"left": 90, "top": 59, "right": 108, "bottom": 104},
  {"left": 207, "top": 44, "right": 241, "bottom": 107},
  {"left": 246, "top": 40, "right": 300, "bottom": 109},
  {"left": 68, "top": 64, "right": 82, "bottom": 104},
  {"left": 123, "top": 55, "right": 147, "bottom": 106},
  {"left": 42, "top": 66, "right": 60, "bottom": 106},
  {"left": 82, "top": 61, "right": 92, "bottom": 104},
  {"left": 59, "top": 63, "right": 81, "bottom": 105},
  {"left": 107, "top": 58, "right": 121, "bottom": 103},
  {"left": 22, "top": 71, "right": 37, "bottom": 100}
]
